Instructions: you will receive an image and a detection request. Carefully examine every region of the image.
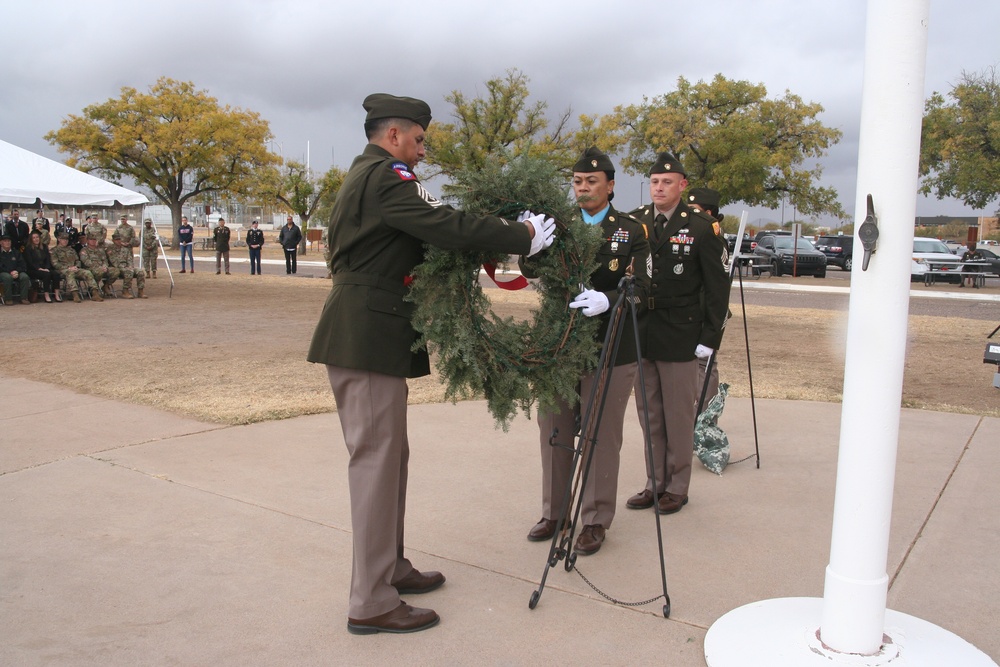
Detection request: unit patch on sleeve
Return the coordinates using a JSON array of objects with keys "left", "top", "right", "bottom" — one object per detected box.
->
[{"left": 390, "top": 162, "right": 416, "bottom": 181}]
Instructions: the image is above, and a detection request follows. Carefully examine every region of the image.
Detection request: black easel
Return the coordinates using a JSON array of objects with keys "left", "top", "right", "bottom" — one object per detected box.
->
[{"left": 529, "top": 273, "right": 671, "bottom": 618}]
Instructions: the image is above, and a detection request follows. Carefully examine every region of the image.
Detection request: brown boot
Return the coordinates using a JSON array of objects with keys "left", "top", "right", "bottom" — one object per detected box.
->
[
  {"left": 90, "top": 288, "right": 104, "bottom": 302},
  {"left": 152, "top": 272, "right": 157, "bottom": 279},
  {"left": 72, "top": 290, "right": 82, "bottom": 303},
  {"left": 138, "top": 288, "right": 147, "bottom": 299}
]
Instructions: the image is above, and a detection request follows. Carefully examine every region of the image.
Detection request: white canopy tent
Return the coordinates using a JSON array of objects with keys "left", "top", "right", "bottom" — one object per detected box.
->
[{"left": 0, "top": 139, "right": 149, "bottom": 208}]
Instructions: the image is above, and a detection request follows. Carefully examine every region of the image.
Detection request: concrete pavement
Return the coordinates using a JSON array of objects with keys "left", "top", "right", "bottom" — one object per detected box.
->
[{"left": 1, "top": 376, "right": 997, "bottom": 665}]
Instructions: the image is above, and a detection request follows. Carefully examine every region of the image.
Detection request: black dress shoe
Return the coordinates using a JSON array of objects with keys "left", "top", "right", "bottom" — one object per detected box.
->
[
  {"left": 347, "top": 602, "right": 439, "bottom": 635},
  {"left": 392, "top": 569, "right": 445, "bottom": 594},
  {"left": 657, "top": 493, "right": 689, "bottom": 515},
  {"left": 527, "top": 518, "right": 557, "bottom": 542},
  {"left": 575, "top": 525, "right": 606, "bottom": 555},
  {"left": 626, "top": 489, "right": 655, "bottom": 509}
]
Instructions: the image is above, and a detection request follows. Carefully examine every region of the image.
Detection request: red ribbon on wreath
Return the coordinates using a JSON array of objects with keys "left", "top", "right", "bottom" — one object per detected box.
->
[{"left": 482, "top": 262, "right": 529, "bottom": 290}]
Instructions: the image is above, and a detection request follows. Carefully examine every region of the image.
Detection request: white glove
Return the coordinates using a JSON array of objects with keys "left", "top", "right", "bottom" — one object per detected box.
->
[
  {"left": 517, "top": 210, "right": 535, "bottom": 223},
  {"left": 526, "top": 213, "right": 556, "bottom": 257},
  {"left": 695, "top": 344, "right": 714, "bottom": 359},
  {"left": 569, "top": 287, "right": 609, "bottom": 317}
]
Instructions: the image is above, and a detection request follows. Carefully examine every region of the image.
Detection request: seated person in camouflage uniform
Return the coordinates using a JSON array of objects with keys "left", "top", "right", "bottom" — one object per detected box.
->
[
  {"left": 51, "top": 232, "right": 102, "bottom": 302},
  {"left": 141, "top": 219, "right": 159, "bottom": 278},
  {"left": 106, "top": 232, "right": 146, "bottom": 298},
  {"left": 79, "top": 236, "right": 120, "bottom": 296}
]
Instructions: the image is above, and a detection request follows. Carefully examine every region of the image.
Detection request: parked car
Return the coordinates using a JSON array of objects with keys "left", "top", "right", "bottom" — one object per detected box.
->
[
  {"left": 974, "top": 248, "right": 1000, "bottom": 277},
  {"left": 725, "top": 233, "right": 754, "bottom": 256},
  {"left": 752, "top": 234, "right": 827, "bottom": 277},
  {"left": 911, "top": 237, "right": 962, "bottom": 283},
  {"left": 942, "top": 239, "right": 967, "bottom": 255},
  {"left": 814, "top": 234, "right": 855, "bottom": 271}
]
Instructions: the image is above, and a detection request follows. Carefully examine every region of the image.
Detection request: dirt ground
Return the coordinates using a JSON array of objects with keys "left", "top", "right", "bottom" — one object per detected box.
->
[{"left": 2, "top": 256, "right": 998, "bottom": 424}]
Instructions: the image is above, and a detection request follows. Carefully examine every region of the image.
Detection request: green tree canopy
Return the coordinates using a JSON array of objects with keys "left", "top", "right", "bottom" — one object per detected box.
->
[
  {"left": 593, "top": 74, "right": 845, "bottom": 219},
  {"left": 424, "top": 69, "right": 577, "bottom": 189},
  {"left": 45, "top": 77, "right": 280, "bottom": 243},
  {"left": 261, "top": 161, "right": 346, "bottom": 254},
  {"left": 920, "top": 67, "right": 1000, "bottom": 212}
]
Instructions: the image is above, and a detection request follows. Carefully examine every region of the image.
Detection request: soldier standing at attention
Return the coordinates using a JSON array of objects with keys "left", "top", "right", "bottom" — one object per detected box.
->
[
  {"left": 307, "top": 93, "right": 555, "bottom": 636},
  {"left": 84, "top": 214, "right": 108, "bottom": 246},
  {"left": 246, "top": 220, "right": 264, "bottom": 275},
  {"left": 624, "top": 153, "right": 730, "bottom": 516},
  {"left": 521, "top": 147, "right": 650, "bottom": 556},
  {"left": 51, "top": 232, "right": 101, "bottom": 302},
  {"left": 213, "top": 218, "right": 231, "bottom": 275},
  {"left": 684, "top": 187, "right": 730, "bottom": 408},
  {"left": 115, "top": 214, "right": 139, "bottom": 248},
  {"left": 141, "top": 219, "right": 159, "bottom": 278}
]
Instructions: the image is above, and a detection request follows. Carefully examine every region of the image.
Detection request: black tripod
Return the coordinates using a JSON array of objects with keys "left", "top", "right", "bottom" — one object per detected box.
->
[{"left": 528, "top": 272, "right": 671, "bottom": 618}]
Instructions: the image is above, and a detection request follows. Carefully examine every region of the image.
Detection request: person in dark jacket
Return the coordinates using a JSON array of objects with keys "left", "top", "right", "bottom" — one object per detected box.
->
[
  {"left": 246, "top": 220, "right": 265, "bottom": 275},
  {"left": 24, "top": 230, "right": 63, "bottom": 302},
  {"left": 278, "top": 215, "right": 303, "bottom": 274},
  {"left": 0, "top": 234, "right": 32, "bottom": 304},
  {"left": 520, "top": 147, "right": 650, "bottom": 556},
  {"left": 307, "top": 93, "right": 554, "bottom": 636}
]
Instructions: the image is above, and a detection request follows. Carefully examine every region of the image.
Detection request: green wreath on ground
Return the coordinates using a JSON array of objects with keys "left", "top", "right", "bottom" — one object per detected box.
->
[{"left": 409, "top": 155, "right": 604, "bottom": 429}]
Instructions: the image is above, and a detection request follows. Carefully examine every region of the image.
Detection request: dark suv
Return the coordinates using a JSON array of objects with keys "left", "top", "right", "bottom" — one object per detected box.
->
[
  {"left": 752, "top": 234, "right": 827, "bottom": 277},
  {"left": 814, "top": 234, "right": 854, "bottom": 271}
]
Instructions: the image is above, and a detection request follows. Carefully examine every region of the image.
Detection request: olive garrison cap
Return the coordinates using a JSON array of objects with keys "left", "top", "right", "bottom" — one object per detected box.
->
[
  {"left": 687, "top": 187, "right": 721, "bottom": 213},
  {"left": 648, "top": 152, "right": 687, "bottom": 177},
  {"left": 572, "top": 146, "right": 615, "bottom": 176},
  {"left": 363, "top": 93, "right": 432, "bottom": 130}
]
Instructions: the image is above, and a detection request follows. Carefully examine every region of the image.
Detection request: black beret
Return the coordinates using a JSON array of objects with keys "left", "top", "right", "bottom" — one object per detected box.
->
[
  {"left": 0, "top": 234, "right": 11, "bottom": 241},
  {"left": 363, "top": 93, "right": 432, "bottom": 130},
  {"left": 572, "top": 146, "right": 615, "bottom": 176},
  {"left": 687, "top": 187, "right": 721, "bottom": 213},
  {"left": 648, "top": 152, "right": 686, "bottom": 177}
]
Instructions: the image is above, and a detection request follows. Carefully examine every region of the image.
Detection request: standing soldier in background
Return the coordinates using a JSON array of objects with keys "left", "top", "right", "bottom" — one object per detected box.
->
[
  {"left": 80, "top": 236, "right": 120, "bottom": 296},
  {"left": 246, "top": 220, "right": 264, "bottom": 275},
  {"left": 116, "top": 214, "right": 139, "bottom": 248},
  {"left": 107, "top": 232, "right": 146, "bottom": 298},
  {"left": 278, "top": 215, "right": 302, "bottom": 275},
  {"left": 141, "top": 219, "right": 159, "bottom": 279},
  {"left": 51, "top": 232, "right": 102, "bottom": 302},
  {"left": 213, "top": 218, "right": 231, "bottom": 275},
  {"left": 84, "top": 213, "right": 108, "bottom": 246},
  {"left": 684, "top": 187, "right": 730, "bottom": 407},
  {"left": 624, "top": 153, "right": 730, "bottom": 516}
]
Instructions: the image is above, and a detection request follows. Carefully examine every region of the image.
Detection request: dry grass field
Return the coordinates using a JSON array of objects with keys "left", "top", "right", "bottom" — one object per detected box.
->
[{"left": 2, "top": 267, "right": 998, "bottom": 424}]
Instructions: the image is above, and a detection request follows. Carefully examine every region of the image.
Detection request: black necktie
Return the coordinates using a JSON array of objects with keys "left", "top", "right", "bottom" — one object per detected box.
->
[{"left": 654, "top": 214, "right": 666, "bottom": 240}]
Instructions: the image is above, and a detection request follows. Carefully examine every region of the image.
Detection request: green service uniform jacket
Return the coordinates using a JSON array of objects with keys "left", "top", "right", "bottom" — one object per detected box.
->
[
  {"left": 521, "top": 205, "right": 651, "bottom": 366},
  {"left": 630, "top": 202, "right": 730, "bottom": 362},
  {"left": 307, "top": 144, "right": 532, "bottom": 378}
]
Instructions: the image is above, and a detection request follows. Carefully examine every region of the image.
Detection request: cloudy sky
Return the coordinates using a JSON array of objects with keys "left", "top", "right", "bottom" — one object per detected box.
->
[{"left": 3, "top": 0, "right": 997, "bottom": 227}]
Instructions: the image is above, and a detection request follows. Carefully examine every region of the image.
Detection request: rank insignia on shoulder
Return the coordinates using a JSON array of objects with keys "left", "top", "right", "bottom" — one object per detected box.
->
[{"left": 390, "top": 162, "right": 416, "bottom": 181}]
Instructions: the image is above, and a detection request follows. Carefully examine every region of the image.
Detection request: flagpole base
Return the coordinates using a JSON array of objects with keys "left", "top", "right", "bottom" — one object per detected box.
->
[{"left": 704, "top": 597, "right": 996, "bottom": 666}]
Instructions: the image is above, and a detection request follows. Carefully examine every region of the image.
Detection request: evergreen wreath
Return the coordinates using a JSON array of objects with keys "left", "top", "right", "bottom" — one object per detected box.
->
[{"left": 409, "top": 155, "right": 604, "bottom": 429}]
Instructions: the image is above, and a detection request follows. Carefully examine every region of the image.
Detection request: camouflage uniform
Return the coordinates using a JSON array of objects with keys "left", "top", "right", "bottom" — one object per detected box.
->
[
  {"left": 79, "top": 243, "right": 120, "bottom": 293},
  {"left": 107, "top": 237, "right": 145, "bottom": 298},
  {"left": 116, "top": 222, "right": 139, "bottom": 248},
  {"left": 84, "top": 219, "right": 108, "bottom": 245},
  {"left": 141, "top": 223, "right": 159, "bottom": 277},
  {"left": 51, "top": 241, "right": 100, "bottom": 300}
]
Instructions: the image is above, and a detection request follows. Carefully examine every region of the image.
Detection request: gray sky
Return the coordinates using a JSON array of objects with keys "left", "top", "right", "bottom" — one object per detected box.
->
[{"left": 3, "top": 0, "right": 998, "bottom": 227}]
